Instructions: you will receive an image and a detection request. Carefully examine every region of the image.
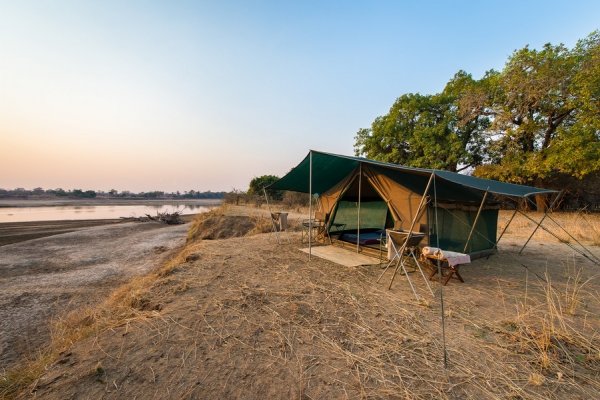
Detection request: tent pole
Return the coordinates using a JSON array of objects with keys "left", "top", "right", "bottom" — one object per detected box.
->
[
  {"left": 495, "top": 206, "right": 518, "bottom": 249},
  {"left": 308, "top": 151, "right": 313, "bottom": 261},
  {"left": 357, "top": 163, "right": 362, "bottom": 253},
  {"left": 519, "top": 190, "right": 563, "bottom": 255},
  {"left": 543, "top": 213, "right": 600, "bottom": 264},
  {"left": 516, "top": 209, "right": 600, "bottom": 265},
  {"left": 388, "top": 172, "right": 434, "bottom": 290},
  {"left": 432, "top": 173, "right": 448, "bottom": 368},
  {"left": 463, "top": 189, "right": 488, "bottom": 254}
]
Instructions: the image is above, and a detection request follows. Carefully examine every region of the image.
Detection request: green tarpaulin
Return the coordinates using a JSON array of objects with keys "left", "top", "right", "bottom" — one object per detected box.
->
[
  {"left": 269, "top": 150, "right": 557, "bottom": 256},
  {"left": 270, "top": 150, "right": 557, "bottom": 198}
]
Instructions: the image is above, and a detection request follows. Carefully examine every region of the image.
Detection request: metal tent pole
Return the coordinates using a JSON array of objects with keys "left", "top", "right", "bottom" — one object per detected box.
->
[
  {"left": 543, "top": 213, "right": 600, "bottom": 264},
  {"left": 308, "top": 151, "right": 313, "bottom": 261},
  {"left": 495, "top": 207, "right": 518, "bottom": 249},
  {"left": 387, "top": 172, "right": 434, "bottom": 290},
  {"left": 516, "top": 209, "right": 600, "bottom": 265},
  {"left": 519, "top": 191, "right": 563, "bottom": 255},
  {"left": 433, "top": 173, "right": 448, "bottom": 369},
  {"left": 357, "top": 163, "right": 362, "bottom": 253},
  {"left": 463, "top": 189, "right": 489, "bottom": 254}
]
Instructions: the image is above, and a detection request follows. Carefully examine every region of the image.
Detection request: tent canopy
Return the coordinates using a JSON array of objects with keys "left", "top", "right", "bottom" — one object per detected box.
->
[{"left": 269, "top": 150, "right": 558, "bottom": 198}]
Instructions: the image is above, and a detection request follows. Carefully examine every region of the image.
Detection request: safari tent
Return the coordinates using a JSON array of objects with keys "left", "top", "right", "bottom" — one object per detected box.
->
[{"left": 270, "top": 150, "right": 560, "bottom": 258}]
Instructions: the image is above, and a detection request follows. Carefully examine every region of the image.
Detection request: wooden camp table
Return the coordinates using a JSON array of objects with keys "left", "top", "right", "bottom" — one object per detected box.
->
[{"left": 421, "top": 248, "right": 470, "bottom": 285}]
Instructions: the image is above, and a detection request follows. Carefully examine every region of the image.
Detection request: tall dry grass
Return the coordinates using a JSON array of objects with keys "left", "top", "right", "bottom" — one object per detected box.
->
[
  {"left": 503, "top": 260, "right": 600, "bottom": 393},
  {"left": 498, "top": 210, "right": 600, "bottom": 246}
]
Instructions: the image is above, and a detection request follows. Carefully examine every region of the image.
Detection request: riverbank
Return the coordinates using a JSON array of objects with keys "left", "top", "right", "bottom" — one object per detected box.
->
[
  {"left": 0, "top": 215, "right": 197, "bottom": 247},
  {"left": 2, "top": 208, "right": 599, "bottom": 399},
  {"left": 0, "top": 220, "right": 192, "bottom": 369},
  {"left": 11, "top": 208, "right": 600, "bottom": 400}
]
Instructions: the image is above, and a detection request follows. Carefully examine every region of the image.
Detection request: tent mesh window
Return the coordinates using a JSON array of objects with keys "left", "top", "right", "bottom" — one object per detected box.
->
[
  {"left": 330, "top": 200, "right": 388, "bottom": 232},
  {"left": 428, "top": 207, "right": 498, "bottom": 253}
]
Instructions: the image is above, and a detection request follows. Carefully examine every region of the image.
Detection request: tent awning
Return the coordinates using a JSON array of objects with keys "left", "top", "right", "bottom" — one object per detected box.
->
[{"left": 269, "top": 150, "right": 558, "bottom": 198}]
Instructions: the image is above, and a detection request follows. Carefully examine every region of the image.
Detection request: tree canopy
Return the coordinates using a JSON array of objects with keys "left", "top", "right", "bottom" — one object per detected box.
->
[
  {"left": 248, "top": 175, "right": 282, "bottom": 200},
  {"left": 354, "top": 31, "right": 600, "bottom": 195}
]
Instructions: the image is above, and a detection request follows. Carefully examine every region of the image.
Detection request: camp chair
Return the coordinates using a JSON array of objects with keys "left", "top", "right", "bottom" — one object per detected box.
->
[
  {"left": 378, "top": 220, "right": 405, "bottom": 263},
  {"left": 384, "top": 230, "right": 433, "bottom": 300},
  {"left": 302, "top": 212, "right": 330, "bottom": 244},
  {"left": 270, "top": 212, "right": 290, "bottom": 244}
]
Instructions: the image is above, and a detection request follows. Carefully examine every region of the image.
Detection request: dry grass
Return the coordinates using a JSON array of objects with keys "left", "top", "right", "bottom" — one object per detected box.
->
[
  {"left": 508, "top": 268, "right": 600, "bottom": 378},
  {"left": 2, "top": 208, "right": 599, "bottom": 399},
  {"left": 498, "top": 210, "right": 600, "bottom": 246},
  {"left": 0, "top": 270, "right": 167, "bottom": 398}
]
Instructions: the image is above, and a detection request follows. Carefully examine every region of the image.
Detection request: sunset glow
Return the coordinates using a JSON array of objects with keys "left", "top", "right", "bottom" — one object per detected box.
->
[{"left": 1, "top": 1, "right": 598, "bottom": 192}]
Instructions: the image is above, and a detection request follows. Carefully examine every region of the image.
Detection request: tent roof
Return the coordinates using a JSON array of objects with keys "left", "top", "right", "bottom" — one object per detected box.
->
[{"left": 269, "top": 150, "right": 558, "bottom": 198}]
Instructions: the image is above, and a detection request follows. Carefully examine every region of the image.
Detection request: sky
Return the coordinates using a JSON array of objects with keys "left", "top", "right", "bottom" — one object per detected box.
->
[{"left": 1, "top": 1, "right": 598, "bottom": 193}]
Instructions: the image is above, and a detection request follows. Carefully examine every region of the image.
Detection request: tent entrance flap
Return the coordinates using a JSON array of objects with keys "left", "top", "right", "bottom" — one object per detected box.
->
[{"left": 328, "top": 174, "right": 392, "bottom": 248}]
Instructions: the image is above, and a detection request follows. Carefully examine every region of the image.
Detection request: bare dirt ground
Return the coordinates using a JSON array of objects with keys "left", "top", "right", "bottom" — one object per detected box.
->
[
  {"left": 2, "top": 208, "right": 599, "bottom": 399},
  {"left": 0, "top": 221, "right": 190, "bottom": 369},
  {"left": 0, "top": 220, "right": 122, "bottom": 247}
]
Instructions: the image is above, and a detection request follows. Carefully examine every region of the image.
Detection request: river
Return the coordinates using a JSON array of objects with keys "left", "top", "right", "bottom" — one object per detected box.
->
[{"left": 0, "top": 200, "right": 220, "bottom": 223}]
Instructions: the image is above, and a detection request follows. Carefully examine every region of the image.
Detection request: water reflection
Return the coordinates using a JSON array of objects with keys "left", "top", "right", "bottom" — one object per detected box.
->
[{"left": 0, "top": 202, "right": 219, "bottom": 223}]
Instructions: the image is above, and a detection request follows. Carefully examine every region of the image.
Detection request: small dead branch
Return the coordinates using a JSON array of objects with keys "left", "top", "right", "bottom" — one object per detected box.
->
[{"left": 145, "top": 211, "right": 184, "bottom": 225}]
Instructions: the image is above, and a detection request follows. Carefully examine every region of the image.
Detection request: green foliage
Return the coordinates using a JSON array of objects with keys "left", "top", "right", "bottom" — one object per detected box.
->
[
  {"left": 72, "top": 189, "right": 97, "bottom": 198},
  {"left": 248, "top": 175, "right": 282, "bottom": 200},
  {"left": 355, "top": 30, "right": 600, "bottom": 189},
  {"left": 355, "top": 71, "right": 493, "bottom": 172}
]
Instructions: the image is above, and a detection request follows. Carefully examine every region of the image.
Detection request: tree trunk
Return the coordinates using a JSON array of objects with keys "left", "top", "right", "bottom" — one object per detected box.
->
[{"left": 535, "top": 194, "right": 548, "bottom": 212}]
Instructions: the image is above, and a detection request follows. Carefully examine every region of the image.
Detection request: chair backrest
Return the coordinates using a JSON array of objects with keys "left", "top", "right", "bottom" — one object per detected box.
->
[{"left": 388, "top": 230, "right": 425, "bottom": 250}]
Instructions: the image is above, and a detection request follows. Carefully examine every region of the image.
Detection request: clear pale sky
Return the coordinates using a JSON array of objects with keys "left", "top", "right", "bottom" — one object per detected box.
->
[{"left": 1, "top": 1, "right": 598, "bottom": 192}]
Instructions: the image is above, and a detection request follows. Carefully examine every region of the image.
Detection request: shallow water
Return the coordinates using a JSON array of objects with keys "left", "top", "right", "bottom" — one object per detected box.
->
[{"left": 0, "top": 203, "right": 216, "bottom": 223}]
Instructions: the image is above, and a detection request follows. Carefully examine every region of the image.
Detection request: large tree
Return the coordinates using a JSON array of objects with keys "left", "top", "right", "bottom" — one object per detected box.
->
[
  {"left": 355, "top": 31, "right": 600, "bottom": 194},
  {"left": 355, "top": 71, "right": 492, "bottom": 172},
  {"left": 474, "top": 33, "right": 600, "bottom": 184}
]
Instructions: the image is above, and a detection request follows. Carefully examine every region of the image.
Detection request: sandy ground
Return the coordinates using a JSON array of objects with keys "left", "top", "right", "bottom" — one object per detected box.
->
[
  {"left": 0, "top": 221, "right": 190, "bottom": 369},
  {"left": 25, "top": 230, "right": 600, "bottom": 399},
  {"left": 2, "top": 208, "right": 599, "bottom": 399},
  {"left": 0, "top": 220, "right": 123, "bottom": 247}
]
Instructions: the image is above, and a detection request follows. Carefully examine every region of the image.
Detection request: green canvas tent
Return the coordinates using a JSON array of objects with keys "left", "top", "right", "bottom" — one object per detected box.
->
[{"left": 270, "top": 150, "right": 559, "bottom": 258}]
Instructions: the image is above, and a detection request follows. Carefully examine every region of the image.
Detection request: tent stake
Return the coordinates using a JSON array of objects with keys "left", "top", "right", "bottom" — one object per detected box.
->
[
  {"left": 388, "top": 172, "right": 434, "bottom": 290},
  {"left": 463, "top": 189, "right": 488, "bottom": 253},
  {"left": 519, "top": 191, "right": 563, "bottom": 255}
]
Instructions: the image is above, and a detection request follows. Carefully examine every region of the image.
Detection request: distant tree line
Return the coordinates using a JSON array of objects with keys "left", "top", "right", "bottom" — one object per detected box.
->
[
  {"left": 354, "top": 31, "right": 600, "bottom": 209},
  {"left": 0, "top": 187, "right": 225, "bottom": 200},
  {"left": 223, "top": 175, "right": 308, "bottom": 208}
]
